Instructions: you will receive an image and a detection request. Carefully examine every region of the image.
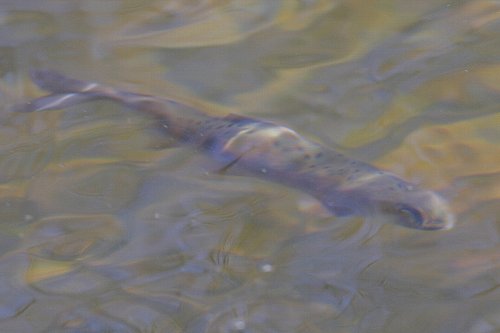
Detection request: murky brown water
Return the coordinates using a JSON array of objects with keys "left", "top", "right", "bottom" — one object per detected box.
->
[{"left": 0, "top": 1, "right": 499, "bottom": 332}]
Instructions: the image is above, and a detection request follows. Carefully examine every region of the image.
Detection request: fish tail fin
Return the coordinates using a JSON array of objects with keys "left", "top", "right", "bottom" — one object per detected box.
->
[
  {"left": 13, "top": 93, "right": 101, "bottom": 112},
  {"left": 31, "top": 69, "right": 120, "bottom": 99},
  {"left": 14, "top": 69, "right": 122, "bottom": 112},
  {"left": 17, "top": 70, "right": 185, "bottom": 123},
  {"left": 31, "top": 69, "right": 97, "bottom": 94}
]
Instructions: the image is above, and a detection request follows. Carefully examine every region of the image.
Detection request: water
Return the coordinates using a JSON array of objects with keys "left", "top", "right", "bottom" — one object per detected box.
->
[{"left": 0, "top": 1, "right": 499, "bottom": 332}]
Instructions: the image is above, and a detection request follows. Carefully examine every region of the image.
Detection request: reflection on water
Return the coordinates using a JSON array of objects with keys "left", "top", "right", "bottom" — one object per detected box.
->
[{"left": 0, "top": 0, "right": 498, "bottom": 332}]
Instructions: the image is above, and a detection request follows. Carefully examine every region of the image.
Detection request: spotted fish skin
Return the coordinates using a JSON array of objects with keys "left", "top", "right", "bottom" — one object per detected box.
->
[{"left": 20, "top": 70, "right": 454, "bottom": 230}]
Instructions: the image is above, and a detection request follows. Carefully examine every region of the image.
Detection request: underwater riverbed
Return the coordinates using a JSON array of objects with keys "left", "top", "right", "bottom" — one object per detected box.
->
[{"left": 0, "top": 1, "right": 499, "bottom": 332}]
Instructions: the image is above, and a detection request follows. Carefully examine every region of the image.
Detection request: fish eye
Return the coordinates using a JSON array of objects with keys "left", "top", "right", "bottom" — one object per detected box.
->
[{"left": 396, "top": 204, "right": 425, "bottom": 228}]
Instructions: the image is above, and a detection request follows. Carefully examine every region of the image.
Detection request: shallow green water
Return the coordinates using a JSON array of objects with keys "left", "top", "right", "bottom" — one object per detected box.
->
[{"left": 0, "top": 1, "right": 499, "bottom": 332}]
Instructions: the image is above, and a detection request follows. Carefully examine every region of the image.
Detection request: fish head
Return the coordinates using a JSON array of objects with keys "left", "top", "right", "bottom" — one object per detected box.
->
[
  {"left": 378, "top": 189, "right": 455, "bottom": 230},
  {"left": 332, "top": 172, "right": 455, "bottom": 230}
]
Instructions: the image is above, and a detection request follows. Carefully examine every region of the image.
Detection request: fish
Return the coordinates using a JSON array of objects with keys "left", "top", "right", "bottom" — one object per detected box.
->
[{"left": 17, "top": 70, "right": 455, "bottom": 230}]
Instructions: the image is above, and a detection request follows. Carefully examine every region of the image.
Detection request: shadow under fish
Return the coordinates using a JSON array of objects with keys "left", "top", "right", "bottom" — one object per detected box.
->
[{"left": 17, "top": 70, "right": 455, "bottom": 230}]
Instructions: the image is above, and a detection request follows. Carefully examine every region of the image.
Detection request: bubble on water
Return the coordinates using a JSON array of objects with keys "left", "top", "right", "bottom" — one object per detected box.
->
[
  {"left": 230, "top": 318, "right": 246, "bottom": 330},
  {"left": 260, "top": 263, "right": 273, "bottom": 272}
]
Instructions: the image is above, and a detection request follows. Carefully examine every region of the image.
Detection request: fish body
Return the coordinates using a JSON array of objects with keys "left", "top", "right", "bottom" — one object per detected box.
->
[{"left": 20, "top": 70, "right": 454, "bottom": 230}]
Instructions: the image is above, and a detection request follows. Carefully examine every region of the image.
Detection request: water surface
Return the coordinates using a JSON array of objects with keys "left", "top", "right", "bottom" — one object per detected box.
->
[{"left": 0, "top": 1, "right": 499, "bottom": 332}]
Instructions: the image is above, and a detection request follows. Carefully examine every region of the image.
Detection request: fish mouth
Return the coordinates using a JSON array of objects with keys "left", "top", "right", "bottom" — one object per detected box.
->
[{"left": 416, "top": 221, "right": 453, "bottom": 231}]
